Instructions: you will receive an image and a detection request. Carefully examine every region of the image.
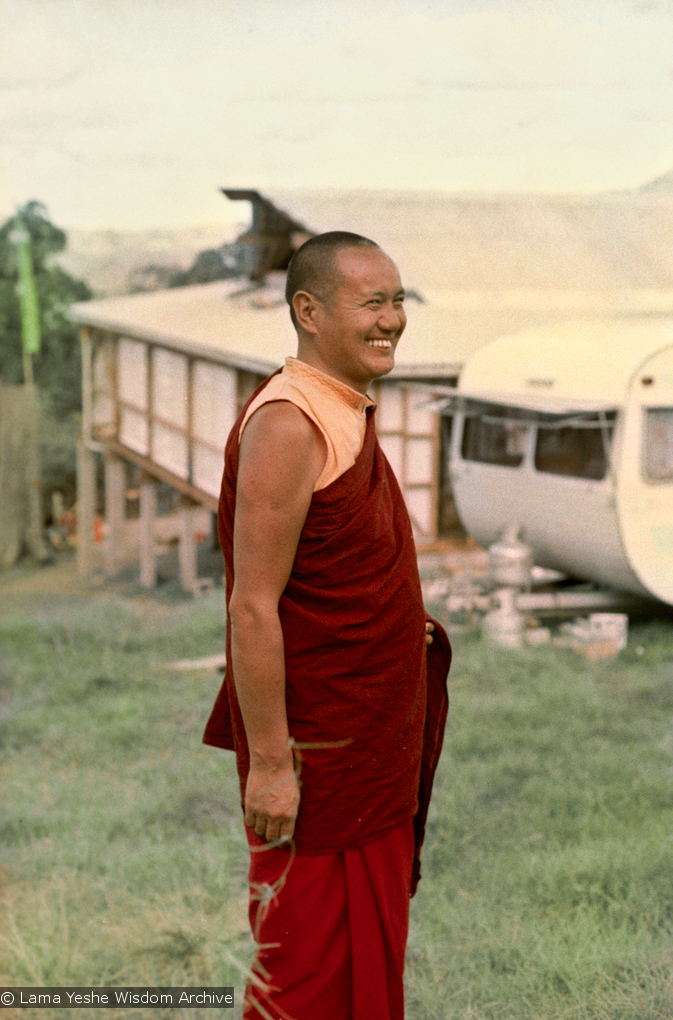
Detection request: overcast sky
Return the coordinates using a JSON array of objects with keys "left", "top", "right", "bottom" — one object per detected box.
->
[{"left": 2, "top": 0, "right": 673, "bottom": 230}]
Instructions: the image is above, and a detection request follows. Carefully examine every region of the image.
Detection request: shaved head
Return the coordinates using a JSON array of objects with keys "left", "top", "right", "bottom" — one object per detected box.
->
[{"left": 285, "top": 231, "right": 380, "bottom": 329}]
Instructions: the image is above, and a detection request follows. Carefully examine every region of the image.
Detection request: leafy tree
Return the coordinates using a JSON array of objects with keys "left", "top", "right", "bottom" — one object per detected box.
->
[
  {"left": 169, "top": 241, "right": 247, "bottom": 287},
  {"left": 0, "top": 201, "right": 91, "bottom": 415},
  {"left": 0, "top": 202, "right": 92, "bottom": 505}
]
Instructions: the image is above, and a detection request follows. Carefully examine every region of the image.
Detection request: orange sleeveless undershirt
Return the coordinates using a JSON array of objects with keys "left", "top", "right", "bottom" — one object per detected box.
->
[{"left": 239, "top": 357, "right": 375, "bottom": 491}]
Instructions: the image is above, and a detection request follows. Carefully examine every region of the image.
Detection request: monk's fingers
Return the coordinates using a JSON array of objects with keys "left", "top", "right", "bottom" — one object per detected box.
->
[
  {"left": 245, "top": 807, "right": 268, "bottom": 838},
  {"left": 266, "top": 800, "right": 298, "bottom": 839},
  {"left": 264, "top": 817, "right": 282, "bottom": 843},
  {"left": 279, "top": 817, "right": 295, "bottom": 841},
  {"left": 247, "top": 807, "right": 292, "bottom": 843}
]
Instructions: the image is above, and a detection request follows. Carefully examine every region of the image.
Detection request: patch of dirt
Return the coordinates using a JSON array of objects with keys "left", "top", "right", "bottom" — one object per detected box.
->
[
  {"left": 0, "top": 539, "right": 485, "bottom": 625},
  {"left": 0, "top": 552, "right": 222, "bottom": 624}
]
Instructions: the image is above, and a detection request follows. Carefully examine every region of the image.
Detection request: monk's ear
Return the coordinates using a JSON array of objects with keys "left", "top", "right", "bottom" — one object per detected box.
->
[{"left": 292, "top": 291, "right": 319, "bottom": 334}]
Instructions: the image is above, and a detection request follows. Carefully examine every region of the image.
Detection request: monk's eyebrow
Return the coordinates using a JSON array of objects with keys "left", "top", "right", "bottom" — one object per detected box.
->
[{"left": 365, "top": 288, "right": 406, "bottom": 300}]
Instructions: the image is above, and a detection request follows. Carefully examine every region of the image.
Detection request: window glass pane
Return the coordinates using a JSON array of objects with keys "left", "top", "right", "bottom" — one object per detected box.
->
[
  {"left": 118, "top": 338, "right": 147, "bottom": 409},
  {"left": 535, "top": 421, "right": 610, "bottom": 480},
  {"left": 461, "top": 416, "right": 527, "bottom": 467},
  {"left": 379, "top": 434, "right": 403, "bottom": 480},
  {"left": 152, "top": 348, "right": 188, "bottom": 428},
  {"left": 377, "top": 385, "right": 404, "bottom": 432},
  {"left": 644, "top": 408, "right": 673, "bottom": 482}
]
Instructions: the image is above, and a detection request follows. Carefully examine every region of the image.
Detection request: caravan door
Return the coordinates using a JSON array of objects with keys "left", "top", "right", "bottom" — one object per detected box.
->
[{"left": 617, "top": 343, "right": 673, "bottom": 606}]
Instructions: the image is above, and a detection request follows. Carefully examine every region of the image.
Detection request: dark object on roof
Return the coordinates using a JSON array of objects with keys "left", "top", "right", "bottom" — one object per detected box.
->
[
  {"left": 169, "top": 243, "right": 247, "bottom": 288},
  {"left": 222, "top": 189, "right": 314, "bottom": 281}
]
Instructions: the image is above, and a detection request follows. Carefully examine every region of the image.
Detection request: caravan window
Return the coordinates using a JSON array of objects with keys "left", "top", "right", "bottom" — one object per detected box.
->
[
  {"left": 644, "top": 408, "right": 673, "bottom": 482},
  {"left": 534, "top": 417, "right": 613, "bottom": 480},
  {"left": 461, "top": 414, "right": 528, "bottom": 467}
]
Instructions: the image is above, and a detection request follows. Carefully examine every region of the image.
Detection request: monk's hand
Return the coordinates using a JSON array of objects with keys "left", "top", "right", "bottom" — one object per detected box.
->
[
  {"left": 425, "top": 621, "right": 435, "bottom": 647},
  {"left": 245, "top": 754, "right": 300, "bottom": 844}
]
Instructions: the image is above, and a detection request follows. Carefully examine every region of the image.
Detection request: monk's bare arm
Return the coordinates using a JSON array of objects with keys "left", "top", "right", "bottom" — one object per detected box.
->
[{"left": 228, "top": 402, "right": 327, "bottom": 843}]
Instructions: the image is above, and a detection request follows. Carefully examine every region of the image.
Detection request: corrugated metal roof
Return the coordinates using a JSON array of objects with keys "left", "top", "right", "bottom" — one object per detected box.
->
[
  {"left": 71, "top": 275, "right": 559, "bottom": 376},
  {"left": 70, "top": 276, "right": 673, "bottom": 378},
  {"left": 71, "top": 279, "right": 291, "bottom": 374}
]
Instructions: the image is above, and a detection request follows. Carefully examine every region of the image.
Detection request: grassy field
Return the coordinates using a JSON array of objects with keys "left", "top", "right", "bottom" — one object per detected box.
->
[{"left": 1, "top": 565, "right": 672, "bottom": 1019}]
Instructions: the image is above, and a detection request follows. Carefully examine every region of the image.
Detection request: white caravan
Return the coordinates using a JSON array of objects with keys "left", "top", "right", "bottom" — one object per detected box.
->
[{"left": 441, "top": 318, "right": 673, "bottom": 605}]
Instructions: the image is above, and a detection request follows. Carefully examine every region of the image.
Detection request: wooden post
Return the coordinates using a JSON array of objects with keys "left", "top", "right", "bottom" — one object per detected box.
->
[
  {"left": 52, "top": 491, "right": 64, "bottom": 522},
  {"left": 139, "top": 476, "right": 158, "bottom": 588},
  {"left": 77, "top": 328, "right": 96, "bottom": 575},
  {"left": 178, "top": 498, "right": 198, "bottom": 592},
  {"left": 76, "top": 440, "right": 96, "bottom": 575},
  {"left": 104, "top": 454, "right": 125, "bottom": 575},
  {"left": 0, "top": 382, "right": 48, "bottom": 568},
  {"left": 80, "top": 328, "right": 93, "bottom": 440},
  {"left": 0, "top": 384, "right": 25, "bottom": 569},
  {"left": 23, "top": 382, "right": 48, "bottom": 561}
]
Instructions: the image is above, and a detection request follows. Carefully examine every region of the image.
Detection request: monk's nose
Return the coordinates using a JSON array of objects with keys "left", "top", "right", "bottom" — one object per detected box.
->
[{"left": 378, "top": 303, "right": 405, "bottom": 333}]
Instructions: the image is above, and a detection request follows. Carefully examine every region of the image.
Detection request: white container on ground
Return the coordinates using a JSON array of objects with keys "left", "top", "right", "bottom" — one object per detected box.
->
[
  {"left": 482, "top": 588, "right": 525, "bottom": 649},
  {"left": 587, "top": 613, "right": 628, "bottom": 651}
]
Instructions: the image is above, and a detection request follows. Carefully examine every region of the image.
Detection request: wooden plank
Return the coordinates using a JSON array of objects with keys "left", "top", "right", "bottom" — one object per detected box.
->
[
  {"left": 81, "top": 327, "right": 92, "bottom": 439},
  {"left": 139, "top": 478, "right": 158, "bottom": 587},
  {"left": 104, "top": 454, "right": 126, "bottom": 574},
  {"left": 103, "top": 440, "right": 219, "bottom": 512},
  {"left": 178, "top": 500, "right": 198, "bottom": 591},
  {"left": 162, "top": 653, "right": 227, "bottom": 672}
]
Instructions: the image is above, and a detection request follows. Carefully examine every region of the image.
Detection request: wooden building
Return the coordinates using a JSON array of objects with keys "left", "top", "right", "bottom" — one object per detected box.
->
[{"left": 70, "top": 270, "right": 469, "bottom": 591}]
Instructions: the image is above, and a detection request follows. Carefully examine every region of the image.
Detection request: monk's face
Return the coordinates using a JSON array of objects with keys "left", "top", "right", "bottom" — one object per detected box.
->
[{"left": 311, "top": 247, "right": 406, "bottom": 393}]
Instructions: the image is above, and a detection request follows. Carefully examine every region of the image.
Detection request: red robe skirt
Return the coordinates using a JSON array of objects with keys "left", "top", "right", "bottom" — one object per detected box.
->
[{"left": 243, "top": 819, "right": 415, "bottom": 1020}]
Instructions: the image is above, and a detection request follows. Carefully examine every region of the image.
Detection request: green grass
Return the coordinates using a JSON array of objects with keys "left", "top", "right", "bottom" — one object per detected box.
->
[
  {"left": 408, "top": 618, "right": 673, "bottom": 1019},
  {"left": 1, "top": 582, "right": 672, "bottom": 1018},
  {"left": 0, "top": 590, "right": 248, "bottom": 1019}
]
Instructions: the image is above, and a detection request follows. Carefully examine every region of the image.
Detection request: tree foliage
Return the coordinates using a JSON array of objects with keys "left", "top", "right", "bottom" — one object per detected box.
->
[
  {"left": 0, "top": 201, "right": 91, "bottom": 416},
  {"left": 0, "top": 202, "right": 93, "bottom": 506}
]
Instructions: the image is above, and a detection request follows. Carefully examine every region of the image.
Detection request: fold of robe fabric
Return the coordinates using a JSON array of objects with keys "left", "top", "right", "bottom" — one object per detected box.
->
[
  {"left": 203, "top": 372, "right": 451, "bottom": 888},
  {"left": 243, "top": 819, "right": 415, "bottom": 1020}
]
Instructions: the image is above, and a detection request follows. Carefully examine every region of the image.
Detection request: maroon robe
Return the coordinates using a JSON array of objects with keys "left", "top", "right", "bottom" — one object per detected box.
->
[{"left": 203, "top": 373, "right": 451, "bottom": 892}]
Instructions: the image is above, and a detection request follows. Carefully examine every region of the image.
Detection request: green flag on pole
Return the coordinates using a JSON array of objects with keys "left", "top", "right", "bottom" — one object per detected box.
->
[{"left": 15, "top": 213, "right": 41, "bottom": 355}]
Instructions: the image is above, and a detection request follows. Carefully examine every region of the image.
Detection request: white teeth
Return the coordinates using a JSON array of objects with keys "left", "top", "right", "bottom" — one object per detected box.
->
[{"left": 366, "top": 339, "right": 392, "bottom": 348}]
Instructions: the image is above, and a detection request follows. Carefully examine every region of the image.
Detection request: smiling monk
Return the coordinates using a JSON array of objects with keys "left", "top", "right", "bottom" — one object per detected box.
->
[{"left": 203, "top": 232, "right": 452, "bottom": 1020}]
